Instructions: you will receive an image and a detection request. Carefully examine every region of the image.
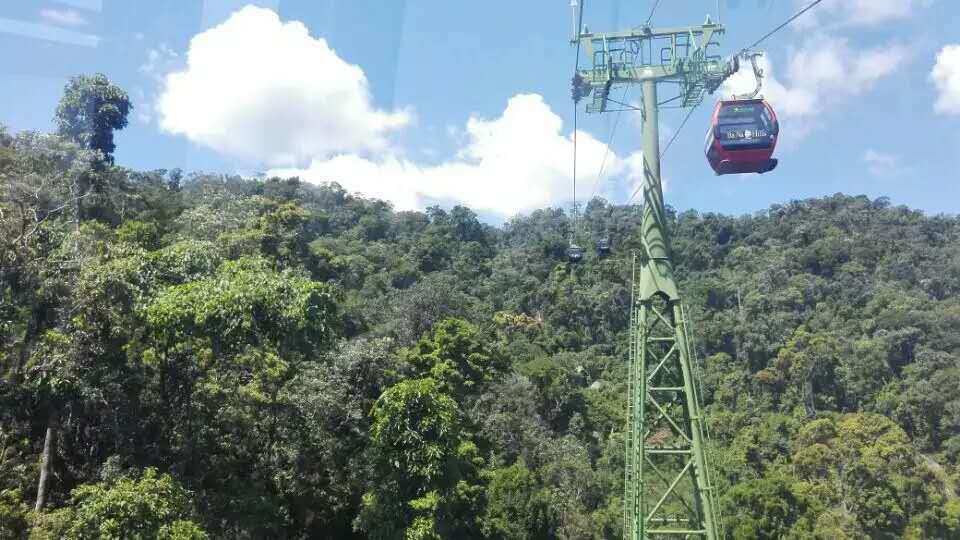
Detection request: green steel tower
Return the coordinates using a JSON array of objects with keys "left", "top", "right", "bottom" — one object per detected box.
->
[{"left": 572, "top": 16, "right": 735, "bottom": 540}]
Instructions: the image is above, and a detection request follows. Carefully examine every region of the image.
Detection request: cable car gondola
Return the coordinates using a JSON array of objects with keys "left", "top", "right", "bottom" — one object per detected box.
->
[
  {"left": 705, "top": 99, "right": 779, "bottom": 175},
  {"left": 567, "top": 243, "right": 584, "bottom": 263},
  {"left": 597, "top": 237, "right": 610, "bottom": 256},
  {"left": 705, "top": 53, "right": 779, "bottom": 176}
]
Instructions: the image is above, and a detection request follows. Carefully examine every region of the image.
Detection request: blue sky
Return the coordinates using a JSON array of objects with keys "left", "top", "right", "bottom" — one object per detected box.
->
[{"left": 1, "top": 0, "right": 957, "bottom": 221}]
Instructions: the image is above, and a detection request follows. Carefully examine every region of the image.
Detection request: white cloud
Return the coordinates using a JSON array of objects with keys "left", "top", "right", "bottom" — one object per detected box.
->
[
  {"left": 156, "top": 5, "right": 410, "bottom": 167},
  {"left": 137, "top": 44, "right": 181, "bottom": 124},
  {"left": 720, "top": 37, "right": 906, "bottom": 142},
  {"left": 931, "top": 44, "right": 960, "bottom": 115},
  {"left": 720, "top": 0, "right": 923, "bottom": 143},
  {"left": 794, "top": 0, "right": 932, "bottom": 28},
  {"left": 724, "top": 37, "right": 905, "bottom": 119},
  {"left": 39, "top": 8, "right": 87, "bottom": 27},
  {"left": 721, "top": 54, "right": 815, "bottom": 120},
  {"left": 270, "top": 94, "right": 645, "bottom": 217},
  {"left": 863, "top": 149, "right": 906, "bottom": 177}
]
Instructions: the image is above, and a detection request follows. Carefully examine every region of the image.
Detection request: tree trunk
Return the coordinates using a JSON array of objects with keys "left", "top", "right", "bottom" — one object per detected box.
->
[
  {"left": 803, "top": 377, "right": 816, "bottom": 418},
  {"left": 34, "top": 413, "right": 56, "bottom": 513}
]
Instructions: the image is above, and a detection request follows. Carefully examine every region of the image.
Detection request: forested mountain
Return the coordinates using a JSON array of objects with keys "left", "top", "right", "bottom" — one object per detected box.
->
[{"left": 2, "top": 81, "right": 960, "bottom": 539}]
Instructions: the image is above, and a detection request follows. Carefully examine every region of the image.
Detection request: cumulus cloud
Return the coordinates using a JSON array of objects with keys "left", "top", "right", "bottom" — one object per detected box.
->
[
  {"left": 795, "top": 0, "right": 933, "bottom": 28},
  {"left": 39, "top": 8, "right": 87, "bottom": 27},
  {"left": 156, "top": 5, "right": 410, "bottom": 167},
  {"left": 721, "top": 54, "right": 814, "bottom": 120},
  {"left": 270, "top": 94, "right": 645, "bottom": 217},
  {"left": 721, "top": 36, "right": 906, "bottom": 142},
  {"left": 719, "top": 0, "right": 925, "bottom": 145},
  {"left": 724, "top": 37, "right": 905, "bottom": 119},
  {"left": 931, "top": 44, "right": 960, "bottom": 115}
]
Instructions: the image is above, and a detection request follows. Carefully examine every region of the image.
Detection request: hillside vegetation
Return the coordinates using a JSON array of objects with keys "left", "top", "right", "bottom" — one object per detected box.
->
[{"left": 2, "top": 79, "right": 960, "bottom": 539}]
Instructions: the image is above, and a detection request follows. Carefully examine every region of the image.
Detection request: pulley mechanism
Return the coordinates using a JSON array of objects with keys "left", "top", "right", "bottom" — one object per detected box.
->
[{"left": 732, "top": 51, "right": 765, "bottom": 100}]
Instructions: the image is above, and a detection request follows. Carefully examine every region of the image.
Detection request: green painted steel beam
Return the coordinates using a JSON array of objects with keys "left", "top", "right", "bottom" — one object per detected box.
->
[
  {"left": 578, "top": 21, "right": 733, "bottom": 540},
  {"left": 573, "top": 22, "right": 736, "bottom": 115}
]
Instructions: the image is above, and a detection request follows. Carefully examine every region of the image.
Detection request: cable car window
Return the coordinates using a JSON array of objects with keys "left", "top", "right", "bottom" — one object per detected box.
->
[
  {"left": 759, "top": 108, "right": 772, "bottom": 131},
  {"left": 716, "top": 102, "right": 773, "bottom": 150},
  {"left": 717, "top": 103, "right": 763, "bottom": 125}
]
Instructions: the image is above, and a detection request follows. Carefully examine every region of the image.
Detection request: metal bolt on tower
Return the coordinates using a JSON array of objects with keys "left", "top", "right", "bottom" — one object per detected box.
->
[{"left": 571, "top": 14, "right": 736, "bottom": 540}]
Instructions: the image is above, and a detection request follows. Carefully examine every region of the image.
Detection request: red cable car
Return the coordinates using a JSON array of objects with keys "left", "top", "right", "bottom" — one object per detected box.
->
[{"left": 705, "top": 98, "right": 779, "bottom": 175}]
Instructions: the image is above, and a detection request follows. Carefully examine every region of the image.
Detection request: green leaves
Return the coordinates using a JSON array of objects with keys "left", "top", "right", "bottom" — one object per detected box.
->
[
  {"left": 31, "top": 468, "right": 206, "bottom": 540},
  {"left": 405, "top": 319, "right": 503, "bottom": 400},
  {"left": 143, "top": 256, "right": 336, "bottom": 351},
  {"left": 481, "top": 461, "right": 553, "bottom": 540},
  {"left": 721, "top": 472, "right": 807, "bottom": 540},
  {"left": 55, "top": 74, "right": 131, "bottom": 162},
  {"left": 4, "top": 124, "right": 960, "bottom": 540},
  {"left": 370, "top": 378, "right": 462, "bottom": 486}
]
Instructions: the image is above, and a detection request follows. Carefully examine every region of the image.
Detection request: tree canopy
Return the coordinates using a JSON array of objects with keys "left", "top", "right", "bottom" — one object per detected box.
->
[{"left": 1, "top": 77, "right": 959, "bottom": 539}]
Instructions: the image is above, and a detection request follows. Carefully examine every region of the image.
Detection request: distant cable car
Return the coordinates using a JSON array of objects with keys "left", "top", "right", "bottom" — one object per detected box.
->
[
  {"left": 597, "top": 238, "right": 611, "bottom": 256},
  {"left": 705, "top": 53, "right": 779, "bottom": 176},
  {"left": 567, "top": 244, "right": 584, "bottom": 262},
  {"left": 705, "top": 98, "right": 779, "bottom": 175}
]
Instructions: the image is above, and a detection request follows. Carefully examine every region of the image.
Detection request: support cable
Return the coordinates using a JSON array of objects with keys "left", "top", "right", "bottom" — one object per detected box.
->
[
  {"left": 741, "top": 0, "right": 824, "bottom": 52},
  {"left": 571, "top": 0, "right": 585, "bottom": 237},
  {"left": 624, "top": 102, "right": 700, "bottom": 205},
  {"left": 645, "top": 0, "right": 662, "bottom": 27},
  {"left": 587, "top": 85, "right": 630, "bottom": 205},
  {"left": 659, "top": 102, "right": 700, "bottom": 160},
  {"left": 573, "top": 100, "right": 580, "bottom": 235}
]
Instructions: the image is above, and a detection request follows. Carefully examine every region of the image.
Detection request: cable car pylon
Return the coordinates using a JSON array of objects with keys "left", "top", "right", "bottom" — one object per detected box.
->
[{"left": 571, "top": 13, "right": 734, "bottom": 540}]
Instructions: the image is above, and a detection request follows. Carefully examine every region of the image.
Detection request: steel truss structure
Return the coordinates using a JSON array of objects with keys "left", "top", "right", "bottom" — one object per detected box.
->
[{"left": 572, "top": 16, "right": 736, "bottom": 540}]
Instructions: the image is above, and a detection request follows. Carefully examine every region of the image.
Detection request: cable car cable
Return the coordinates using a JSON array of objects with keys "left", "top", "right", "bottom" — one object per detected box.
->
[
  {"left": 586, "top": 85, "right": 630, "bottom": 205},
  {"left": 645, "top": 0, "right": 662, "bottom": 27},
  {"left": 573, "top": 101, "right": 579, "bottom": 234},
  {"left": 624, "top": 100, "right": 700, "bottom": 205},
  {"left": 571, "top": 0, "right": 586, "bottom": 238},
  {"left": 660, "top": 101, "right": 701, "bottom": 159},
  {"left": 740, "top": 0, "right": 824, "bottom": 53},
  {"left": 602, "top": 97, "right": 643, "bottom": 112}
]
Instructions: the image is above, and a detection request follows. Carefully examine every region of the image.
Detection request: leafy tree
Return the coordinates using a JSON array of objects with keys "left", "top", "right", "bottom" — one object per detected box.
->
[
  {"left": 30, "top": 468, "right": 206, "bottom": 540},
  {"left": 720, "top": 472, "right": 809, "bottom": 539},
  {"left": 5, "top": 100, "right": 960, "bottom": 540},
  {"left": 54, "top": 74, "right": 131, "bottom": 162},
  {"left": 141, "top": 256, "right": 338, "bottom": 536},
  {"left": 405, "top": 319, "right": 504, "bottom": 401},
  {"left": 481, "top": 460, "right": 552, "bottom": 540},
  {"left": 773, "top": 326, "right": 844, "bottom": 417},
  {"left": 358, "top": 377, "right": 483, "bottom": 539}
]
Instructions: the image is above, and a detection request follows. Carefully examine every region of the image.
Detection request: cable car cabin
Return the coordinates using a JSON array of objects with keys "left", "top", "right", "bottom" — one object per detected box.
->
[
  {"left": 597, "top": 238, "right": 610, "bottom": 255},
  {"left": 567, "top": 244, "right": 584, "bottom": 262},
  {"left": 705, "top": 99, "right": 779, "bottom": 175}
]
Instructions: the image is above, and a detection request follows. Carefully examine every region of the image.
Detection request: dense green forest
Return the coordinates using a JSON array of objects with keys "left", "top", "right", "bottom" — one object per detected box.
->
[{"left": 2, "top": 75, "right": 960, "bottom": 539}]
